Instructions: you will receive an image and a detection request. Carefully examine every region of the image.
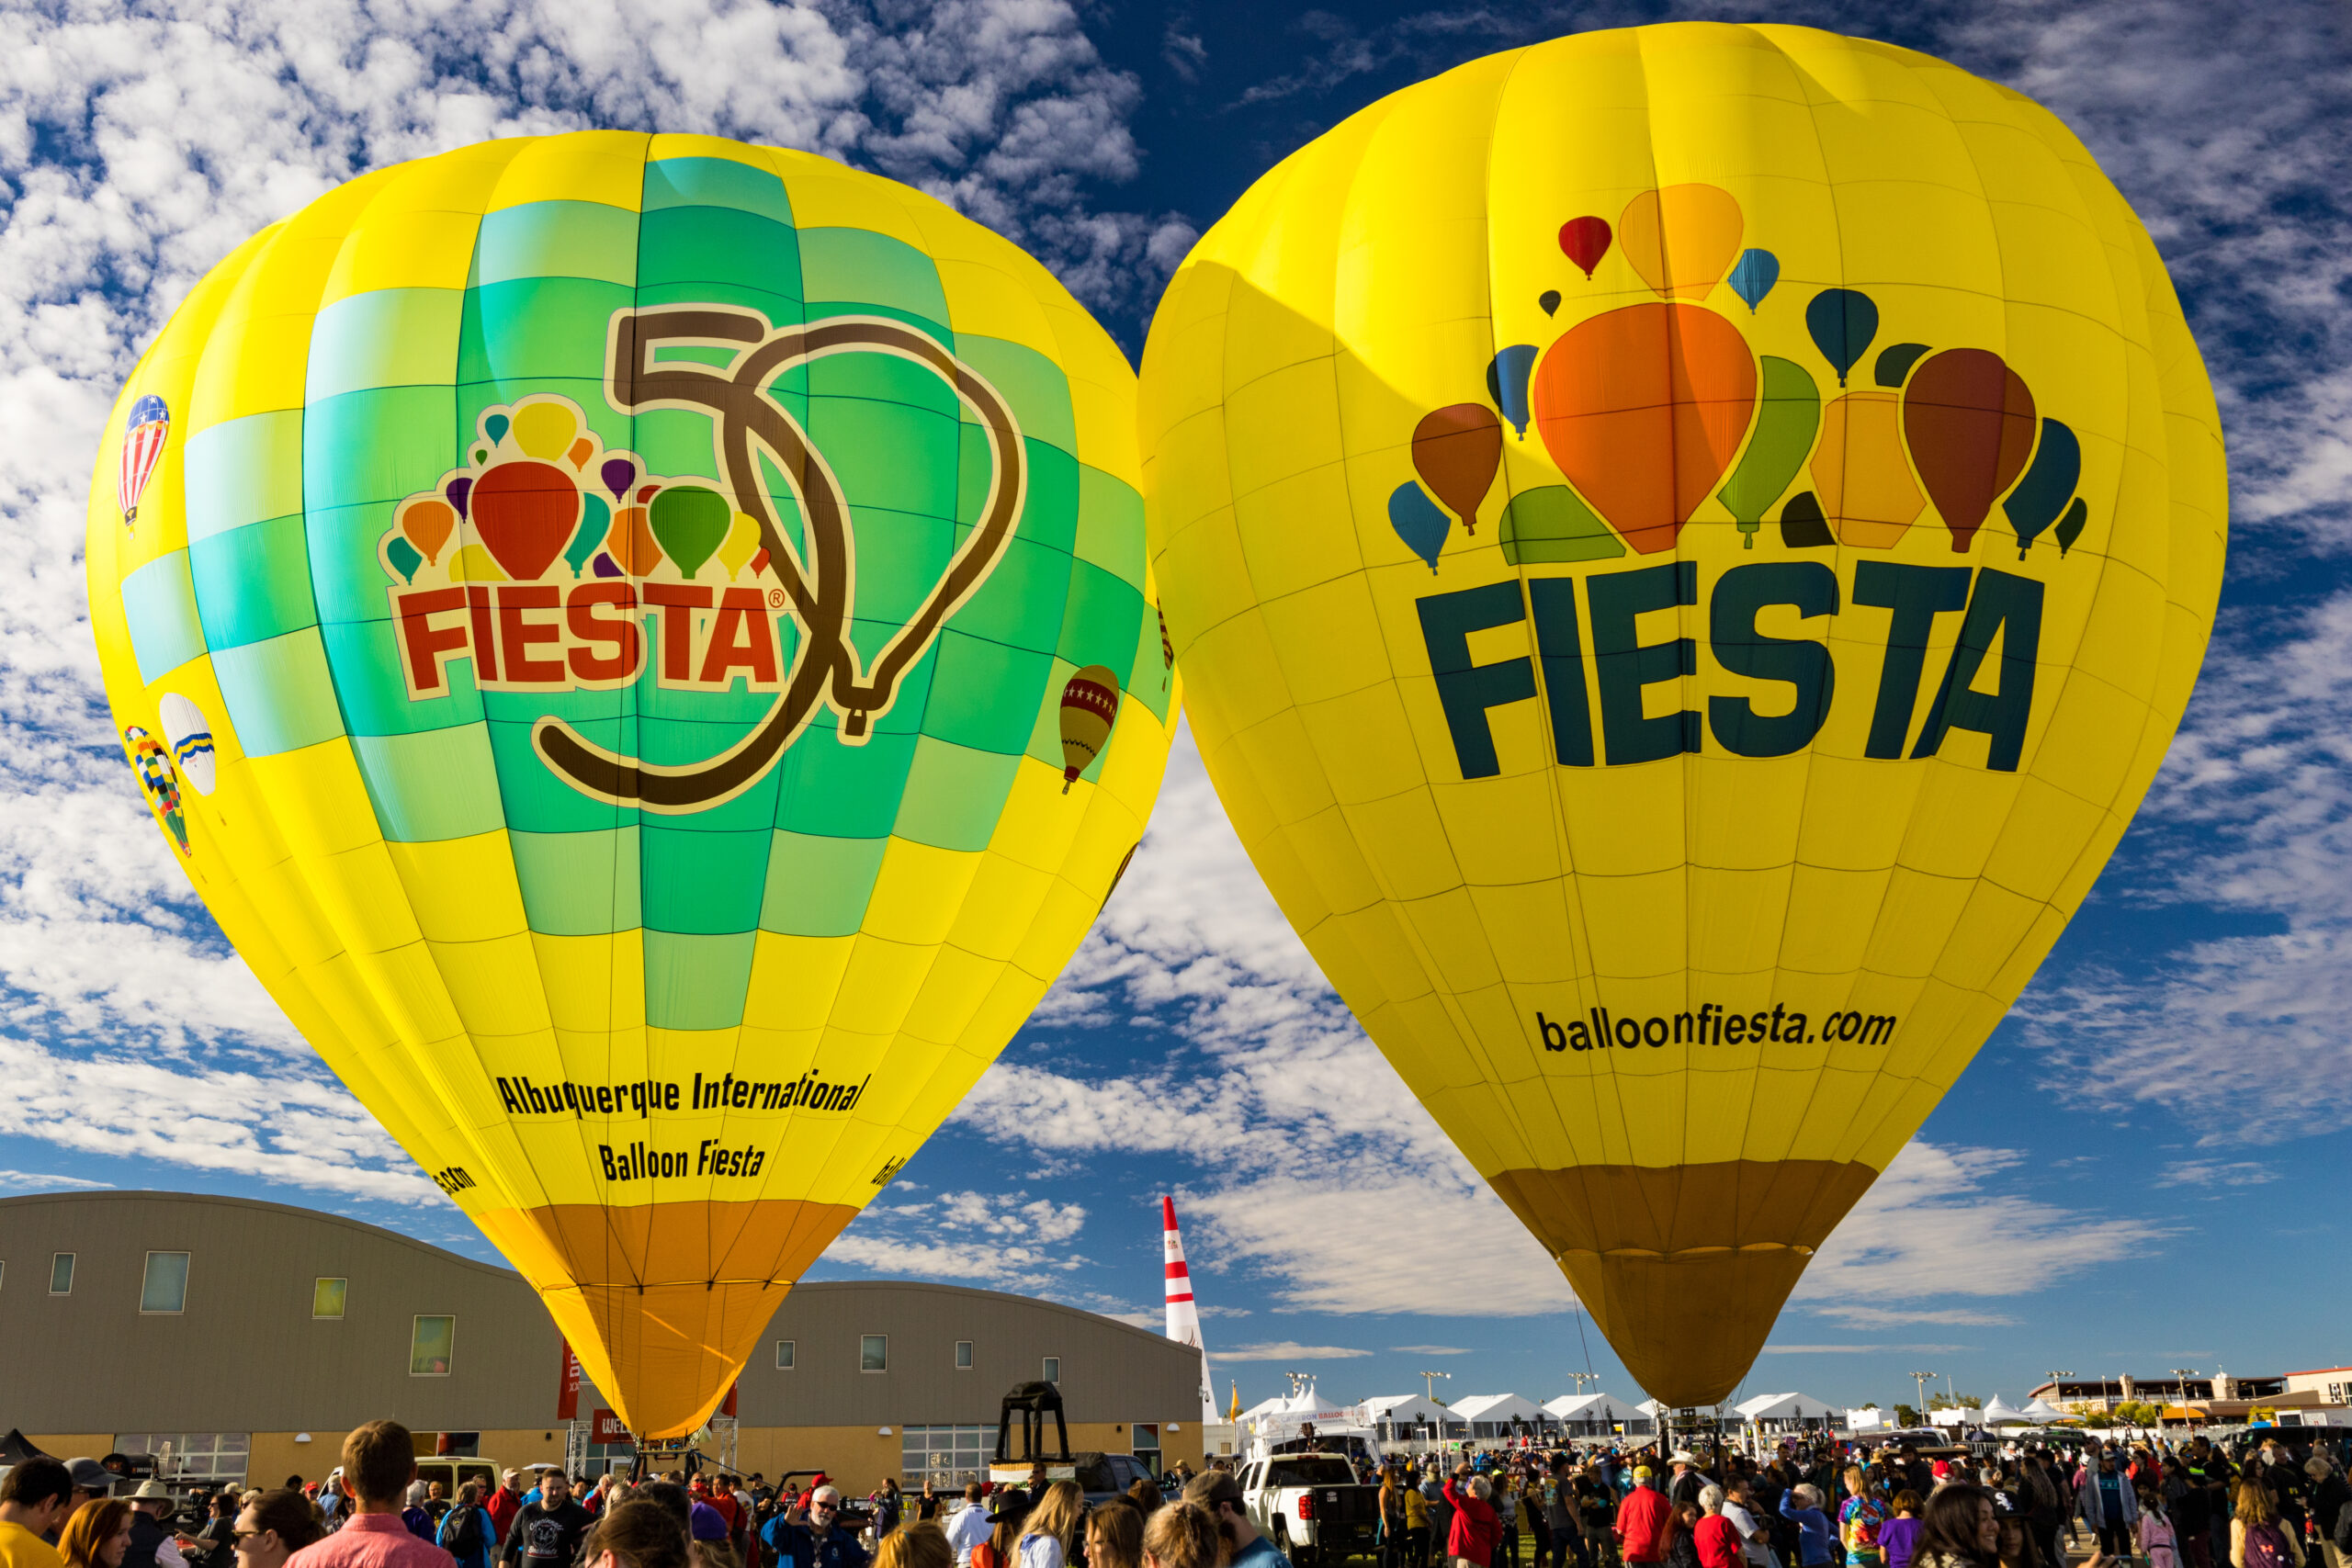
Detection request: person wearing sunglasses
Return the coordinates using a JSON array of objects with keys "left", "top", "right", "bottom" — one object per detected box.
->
[
  {"left": 769, "top": 1490, "right": 869, "bottom": 1568},
  {"left": 228, "top": 1493, "right": 324, "bottom": 1568}
]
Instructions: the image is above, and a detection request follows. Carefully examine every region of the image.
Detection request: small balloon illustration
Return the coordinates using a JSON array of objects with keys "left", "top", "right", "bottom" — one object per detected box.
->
[
  {"left": 1413, "top": 404, "right": 1503, "bottom": 533},
  {"left": 1813, "top": 391, "right": 1925, "bottom": 548},
  {"left": 124, "top": 728, "right": 189, "bottom": 855},
  {"left": 158, "top": 692, "right": 217, "bottom": 796},
  {"left": 1779, "top": 491, "right": 1835, "bottom": 549},
  {"left": 567, "top": 436, "right": 594, "bottom": 469},
  {"left": 718, "top": 511, "right": 763, "bottom": 580},
  {"left": 2002, "top": 418, "right": 2082, "bottom": 558},
  {"left": 749, "top": 547, "right": 771, "bottom": 578},
  {"left": 592, "top": 552, "right": 626, "bottom": 579},
  {"left": 1806, "top": 288, "right": 1879, "bottom": 387},
  {"left": 1538, "top": 289, "right": 1562, "bottom": 317},
  {"left": 446, "top": 475, "right": 472, "bottom": 519},
  {"left": 2053, "top": 497, "right": 2089, "bottom": 557},
  {"left": 1532, "top": 301, "right": 1758, "bottom": 555},
  {"left": 1903, "top": 348, "right": 2037, "bottom": 552},
  {"left": 649, "top": 484, "right": 731, "bottom": 580},
  {"left": 484, "top": 413, "right": 511, "bottom": 446},
  {"left": 512, "top": 401, "right": 578, "bottom": 461},
  {"left": 1057, "top": 665, "right": 1121, "bottom": 793},
  {"left": 450, "top": 543, "right": 508, "bottom": 582},
  {"left": 469, "top": 460, "right": 582, "bottom": 581},
  {"left": 1727, "top": 249, "right": 1780, "bottom": 313},
  {"left": 1716, "top": 356, "right": 1821, "bottom": 547},
  {"left": 1619, "top": 185, "right": 1743, "bottom": 299},
  {"left": 1388, "top": 482, "right": 1451, "bottom": 573},
  {"left": 1558, "top": 216, "right": 1612, "bottom": 279},
  {"left": 386, "top": 536, "right": 424, "bottom": 583},
  {"left": 601, "top": 457, "right": 638, "bottom": 502},
  {"left": 473, "top": 447, "right": 489, "bottom": 466},
  {"left": 1874, "top": 343, "right": 1932, "bottom": 388},
  {"left": 567, "top": 493, "right": 612, "bottom": 578},
  {"left": 606, "top": 505, "right": 662, "bottom": 576},
  {"left": 401, "top": 497, "right": 456, "bottom": 564},
  {"left": 1485, "top": 347, "right": 1539, "bottom": 439},
  {"left": 118, "top": 393, "right": 170, "bottom": 527}
]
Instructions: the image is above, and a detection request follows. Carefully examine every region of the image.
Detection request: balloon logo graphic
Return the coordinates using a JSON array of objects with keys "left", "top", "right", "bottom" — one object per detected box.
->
[
  {"left": 1619, "top": 185, "right": 1743, "bottom": 299},
  {"left": 1140, "top": 27, "right": 2224, "bottom": 1412},
  {"left": 1485, "top": 347, "right": 1538, "bottom": 437},
  {"left": 1558, "top": 216, "right": 1611, "bottom": 278},
  {"left": 118, "top": 393, "right": 170, "bottom": 529},
  {"left": 158, "top": 693, "right": 217, "bottom": 796},
  {"left": 1413, "top": 404, "right": 1503, "bottom": 531},
  {"left": 1903, "top": 347, "right": 2037, "bottom": 552},
  {"left": 90, "top": 131, "right": 1180, "bottom": 1440},
  {"left": 1532, "top": 299, "right": 1758, "bottom": 554},
  {"left": 1538, "top": 289, "right": 1562, "bottom": 317},
  {"left": 1057, "top": 665, "right": 1121, "bottom": 791},
  {"left": 1806, "top": 288, "right": 1879, "bottom": 387},
  {"left": 1727, "top": 248, "right": 1781, "bottom": 312},
  {"left": 1387, "top": 482, "right": 1452, "bottom": 571}
]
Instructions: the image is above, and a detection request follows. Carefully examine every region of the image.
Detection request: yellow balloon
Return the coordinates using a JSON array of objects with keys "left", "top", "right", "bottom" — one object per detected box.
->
[
  {"left": 720, "top": 511, "right": 763, "bottom": 580},
  {"left": 1139, "top": 25, "right": 2224, "bottom": 1405},
  {"left": 87, "top": 131, "right": 1176, "bottom": 1438}
]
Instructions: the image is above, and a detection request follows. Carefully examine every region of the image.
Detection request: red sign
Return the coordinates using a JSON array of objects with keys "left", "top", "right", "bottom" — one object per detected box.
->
[
  {"left": 591, "top": 1409, "right": 629, "bottom": 1447},
  {"left": 558, "top": 1344, "right": 583, "bottom": 1422}
]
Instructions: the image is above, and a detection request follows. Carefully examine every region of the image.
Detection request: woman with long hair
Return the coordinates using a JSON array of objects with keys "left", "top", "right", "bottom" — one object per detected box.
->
[
  {"left": 230, "top": 1490, "right": 325, "bottom": 1568},
  {"left": 1089, "top": 1502, "right": 1145, "bottom": 1568},
  {"left": 1142, "top": 1504, "right": 1221, "bottom": 1568},
  {"left": 975, "top": 1496, "right": 1027, "bottom": 1568},
  {"left": 583, "top": 1498, "right": 694, "bottom": 1568},
  {"left": 59, "top": 1501, "right": 134, "bottom": 1568},
  {"left": 876, "top": 1522, "right": 954, "bottom": 1568},
  {"left": 1841, "top": 1470, "right": 1887, "bottom": 1568},
  {"left": 2231, "top": 1478, "right": 2303, "bottom": 1568},
  {"left": 1020, "top": 1483, "right": 1086, "bottom": 1568},
  {"left": 1913, "top": 1485, "right": 1998, "bottom": 1568}
]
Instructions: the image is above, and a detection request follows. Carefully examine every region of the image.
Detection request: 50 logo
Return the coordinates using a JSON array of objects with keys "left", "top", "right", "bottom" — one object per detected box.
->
[{"left": 379, "top": 307, "right": 1027, "bottom": 814}]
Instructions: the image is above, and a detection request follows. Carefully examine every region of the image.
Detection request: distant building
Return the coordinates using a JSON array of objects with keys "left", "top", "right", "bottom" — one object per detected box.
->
[
  {"left": 2028, "top": 1375, "right": 2287, "bottom": 1415},
  {"left": 0, "top": 1190, "right": 1204, "bottom": 1492}
]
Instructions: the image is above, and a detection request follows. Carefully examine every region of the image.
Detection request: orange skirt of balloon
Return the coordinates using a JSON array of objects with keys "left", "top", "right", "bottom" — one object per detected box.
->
[{"left": 1532, "top": 301, "right": 1757, "bottom": 555}]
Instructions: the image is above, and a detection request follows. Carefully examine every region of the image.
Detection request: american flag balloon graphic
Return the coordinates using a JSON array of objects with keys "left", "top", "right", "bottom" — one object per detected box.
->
[{"left": 118, "top": 394, "right": 170, "bottom": 528}]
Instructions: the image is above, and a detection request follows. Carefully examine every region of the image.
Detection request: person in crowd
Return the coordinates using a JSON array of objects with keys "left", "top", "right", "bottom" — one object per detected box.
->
[
  {"left": 1182, "top": 1471, "right": 1279, "bottom": 1568},
  {"left": 119, "top": 1482, "right": 186, "bottom": 1568},
  {"left": 230, "top": 1492, "right": 325, "bottom": 1568},
  {"left": 2231, "top": 1476, "right": 2301, "bottom": 1568},
  {"left": 688, "top": 1500, "right": 741, "bottom": 1568},
  {"left": 1990, "top": 1514, "right": 2037, "bottom": 1568},
  {"left": 1, "top": 1461, "right": 75, "bottom": 1568},
  {"left": 2080, "top": 1452, "right": 2142, "bottom": 1565},
  {"left": 582, "top": 1500, "right": 689, "bottom": 1568},
  {"left": 1385, "top": 1470, "right": 1412, "bottom": 1568},
  {"left": 2141, "top": 1481, "right": 2182, "bottom": 1568},
  {"left": 435, "top": 1484, "right": 494, "bottom": 1568},
  {"left": 775, "top": 1488, "right": 869, "bottom": 1568},
  {"left": 402, "top": 1489, "right": 435, "bottom": 1545},
  {"left": 501, "top": 1472, "right": 590, "bottom": 1568},
  {"left": 1623, "top": 1472, "right": 1675, "bottom": 1568},
  {"left": 1719, "top": 1480, "right": 1771, "bottom": 1568},
  {"left": 2308, "top": 1463, "right": 2348, "bottom": 1568},
  {"left": 944, "top": 1488, "right": 990, "bottom": 1568},
  {"left": 1778, "top": 1488, "right": 1833, "bottom": 1568},
  {"left": 1839, "top": 1471, "right": 1886, "bottom": 1568},
  {"left": 63, "top": 1466, "right": 115, "bottom": 1534},
  {"left": 1448, "top": 1471, "right": 1500, "bottom": 1568},
  {"left": 485, "top": 1483, "right": 523, "bottom": 1555},
  {"left": 284, "top": 1424, "right": 455, "bottom": 1568},
  {"left": 1660, "top": 1502, "right": 1701, "bottom": 1568},
  {"left": 1084, "top": 1506, "right": 1142, "bottom": 1568},
  {"left": 1912, "top": 1486, "right": 2003, "bottom": 1568},
  {"left": 1878, "top": 1495, "right": 1921, "bottom": 1568},
  {"left": 1138, "top": 1506, "right": 1217, "bottom": 1568},
  {"left": 872, "top": 1486, "right": 902, "bottom": 1544},
  {"left": 1695, "top": 1489, "right": 1743, "bottom": 1568},
  {"left": 970, "top": 1493, "right": 1023, "bottom": 1568},
  {"left": 1407, "top": 1465, "right": 1436, "bottom": 1568},
  {"left": 316, "top": 1481, "right": 348, "bottom": 1536},
  {"left": 183, "top": 1494, "right": 238, "bottom": 1568},
  {"left": 1015, "top": 1485, "right": 1082, "bottom": 1568},
  {"left": 1498, "top": 1476, "right": 1521, "bottom": 1568},
  {"left": 59, "top": 1503, "right": 132, "bottom": 1568}
]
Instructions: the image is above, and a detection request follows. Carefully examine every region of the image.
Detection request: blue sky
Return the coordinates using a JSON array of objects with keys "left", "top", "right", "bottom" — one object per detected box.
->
[{"left": 2, "top": 0, "right": 2348, "bottom": 1416}]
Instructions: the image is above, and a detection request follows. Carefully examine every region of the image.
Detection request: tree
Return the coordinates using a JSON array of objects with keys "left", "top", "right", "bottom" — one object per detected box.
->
[
  {"left": 1895, "top": 1404, "right": 1921, "bottom": 1427},
  {"left": 1928, "top": 1392, "right": 1983, "bottom": 1411}
]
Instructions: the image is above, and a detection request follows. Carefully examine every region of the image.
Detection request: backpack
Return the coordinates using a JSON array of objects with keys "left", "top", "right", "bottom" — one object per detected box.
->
[
  {"left": 440, "top": 1506, "right": 482, "bottom": 1559},
  {"left": 2242, "top": 1524, "right": 2292, "bottom": 1568}
]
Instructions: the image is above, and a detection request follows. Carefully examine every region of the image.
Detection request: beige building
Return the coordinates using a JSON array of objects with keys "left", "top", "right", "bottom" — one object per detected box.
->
[{"left": 0, "top": 1190, "right": 1203, "bottom": 1494}]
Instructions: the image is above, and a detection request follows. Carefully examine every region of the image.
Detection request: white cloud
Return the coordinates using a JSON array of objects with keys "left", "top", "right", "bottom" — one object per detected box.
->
[
  {"left": 0, "top": 1168, "right": 111, "bottom": 1191},
  {"left": 1218, "top": 1342, "right": 1372, "bottom": 1362},
  {"left": 1761, "top": 1344, "right": 1973, "bottom": 1356},
  {"left": 1390, "top": 1345, "right": 1473, "bottom": 1356},
  {"left": 2154, "top": 1160, "right": 2278, "bottom": 1189}
]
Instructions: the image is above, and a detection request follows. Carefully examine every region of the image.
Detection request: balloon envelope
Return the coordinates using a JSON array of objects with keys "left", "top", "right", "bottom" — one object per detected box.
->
[
  {"left": 87, "top": 131, "right": 1176, "bottom": 1438},
  {"left": 1138, "top": 25, "right": 2223, "bottom": 1407}
]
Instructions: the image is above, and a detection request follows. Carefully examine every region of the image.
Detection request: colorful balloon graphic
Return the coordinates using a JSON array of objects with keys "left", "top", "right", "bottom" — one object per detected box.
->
[
  {"left": 118, "top": 393, "right": 170, "bottom": 528},
  {"left": 1531, "top": 300, "right": 1758, "bottom": 554},
  {"left": 1538, "top": 289, "right": 1562, "bottom": 317},
  {"left": 1806, "top": 288, "right": 1879, "bottom": 387},
  {"left": 87, "top": 130, "right": 1178, "bottom": 1440},
  {"left": 1485, "top": 346, "right": 1538, "bottom": 438},
  {"left": 1138, "top": 25, "right": 2226, "bottom": 1410},
  {"left": 158, "top": 693, "right": 217, "bottom": 796},
  {"left": 1412, "top": 404, "right": 1503, "bottom": 531},
  {"left": 1557, "top": 216, "right": 1611, "bottom": 278},
  {"left": 1727, "top": 248, "right": 1781, "bottom": 313},
  {"left": 1873, "top": 343, "right": 1932, "bottom": 388},
  {"left": 1904, "top": 347, "right": 2037, "bottom": 552},
  {"left": 2004, "top": 419, "right": 2083, "bottom": 558},
  {"left": 1619, "top": 184, "right": 1743, "bottom": 299}
]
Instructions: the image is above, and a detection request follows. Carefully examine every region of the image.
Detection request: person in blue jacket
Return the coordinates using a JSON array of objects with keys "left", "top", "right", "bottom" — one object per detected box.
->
[{"left": 1781, "top": 1485, "right": 1837, "bottom": 1568}]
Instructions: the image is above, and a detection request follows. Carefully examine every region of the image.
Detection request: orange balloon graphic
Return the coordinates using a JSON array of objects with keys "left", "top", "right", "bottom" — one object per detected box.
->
[
  {"left": 399, "top": 497, "right": 456, "bottom": 564},
  {"left": 1531, "top": 301, "right": 1758, "bottom": 554},
  {"left": 1411, "top": 403, "right": 1504, "bottom": 533},
  {"left": 605, "top": 503, "right": 662, "bottom": 575},
  {"left": 1619, "top": 184, "right": 1745, "bottom": 299},
  {"left": 1813, "top": 391, "right": 1926, "bottom": 548}
]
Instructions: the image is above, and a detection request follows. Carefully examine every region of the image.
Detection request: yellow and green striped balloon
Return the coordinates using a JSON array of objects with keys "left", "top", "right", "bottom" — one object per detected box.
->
[{"left": 87, "top": 130, "right": 1176, "bottom": 1438}]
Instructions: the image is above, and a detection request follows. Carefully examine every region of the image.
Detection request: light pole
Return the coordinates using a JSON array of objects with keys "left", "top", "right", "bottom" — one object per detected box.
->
[
  {"left": 1908, "top": 1371, "right": 1939, "bottom": 1422},
  {"left": 2043, "top": 1371, "right": 2073, "bottom": 1418},
  {"left": 2171, "top": 1369, "right": 2199, "bottom": 1415},
  {"left": 1420, "top": 1370, "right": 1453, "bottom": 1403}
]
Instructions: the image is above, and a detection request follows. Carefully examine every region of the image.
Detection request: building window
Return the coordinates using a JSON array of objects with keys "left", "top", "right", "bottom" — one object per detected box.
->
[
  {"left": 141, "top": 1252, "right": 191, "bottom": 1314},
  {"left": 410, "top": 1314, "right": 456, "bottom": 1375},
  {"left": 775, "top": 1339, "right": 796, "bottom": 1371},
  {"left": 50, "top": 1253, "right": 74, "bottom": 1294},
  {"left": 1042, "top": 1357, "right": 1059, "bottom": 1383},
  {"left": 861, "top": 1335, "right": 888, "bottom": 1372},
  {"left": 114, "top": 1434, "right": 249, "bottom": 1486},
  {"left": 312, "top": 1279, "right": 347, "bottom": 1319},
  {"left": 1132, "top": 1424, "right": 1161, "bottom": 1475},
  {"left": 956, "top": 1340, "right": 973, "bottom": 1370},
  {"left": 900, "top": 1426, "right": 991, "bottom": 1488}
]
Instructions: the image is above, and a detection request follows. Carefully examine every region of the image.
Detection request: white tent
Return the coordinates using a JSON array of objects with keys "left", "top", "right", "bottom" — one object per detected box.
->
[
  {"left": 1453, "top": 1393, "right": 1548, "bottom": 1437},
  {"left": 2022, "top": 1398, "right": 2071, "bottom": 1421},
  {"left": 1362, "top": 1393, "right": 1464, "bottom": 1438},
  {"left": 1545, "top": 1393, "right": 1649, "bottom": 1435},
  {"left": 1981, "top": 1396, "right": 2029, "bottom": 1426},
  {"left": 1638, "top": 1399, "right": 1668, "bottom": 1416},
  {"left": 1736, "top": 1393, "right": 1842, "bottom": 1426},
  {"left": 1848, "top": 1408, "right": 1890, "bottom": 1432}
]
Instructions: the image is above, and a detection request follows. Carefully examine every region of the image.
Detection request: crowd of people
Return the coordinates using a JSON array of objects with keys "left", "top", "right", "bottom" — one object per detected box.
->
[
  {"left": 1349, "top": 1430, "right": 2352, "bottom": 1568},
  {"left": 6, "top": 1426, "right": 2349, "bottom": 1568}
]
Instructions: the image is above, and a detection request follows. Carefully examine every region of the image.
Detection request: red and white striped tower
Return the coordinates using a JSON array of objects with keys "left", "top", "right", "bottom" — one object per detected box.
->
[{"left": 1162, "top": 1196, "right": 1217, "bottom": 1421}]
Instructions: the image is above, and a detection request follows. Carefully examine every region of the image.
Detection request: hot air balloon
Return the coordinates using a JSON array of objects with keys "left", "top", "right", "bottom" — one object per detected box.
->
[
  {"left": 86, "top": 130, "right": 1178, "bottom": 1439},
  {"left": 118, "top": 394, "right": 170, "bottom": 529},
  {"left": 1137, "top": 26, "right": 2224, "bottom": 1408}
]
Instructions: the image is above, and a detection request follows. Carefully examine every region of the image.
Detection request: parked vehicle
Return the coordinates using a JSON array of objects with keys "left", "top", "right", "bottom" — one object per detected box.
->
[{"left": 1238, "top": 1452, "right": 1380, "bottom": 1567}]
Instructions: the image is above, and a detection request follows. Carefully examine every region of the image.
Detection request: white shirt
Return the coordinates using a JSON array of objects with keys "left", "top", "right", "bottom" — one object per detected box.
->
[
  {"left": 946, "top": 1506, "right": 992, "bottom": 1567},
  {"left": 1017, "top": 1533, "right": 1065, "bottom": 1568},
  {"left": 1721, "top": 1502, "right": 1773, "bottom": 1568}
]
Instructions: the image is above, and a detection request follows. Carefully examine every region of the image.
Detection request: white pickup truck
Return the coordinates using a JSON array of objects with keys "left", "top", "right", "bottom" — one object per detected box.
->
[{"left": 1238, "top": 1453, "right": 1381, "bottom": 1566}]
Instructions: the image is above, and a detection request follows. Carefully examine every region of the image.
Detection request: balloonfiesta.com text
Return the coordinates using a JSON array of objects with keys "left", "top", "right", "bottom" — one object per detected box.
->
[{"left": 1538, "top": 1002, "right": 1897, "bottom": 1053}]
